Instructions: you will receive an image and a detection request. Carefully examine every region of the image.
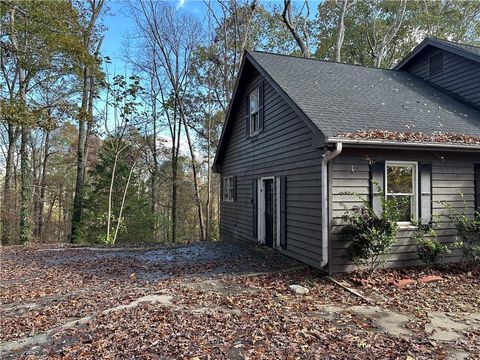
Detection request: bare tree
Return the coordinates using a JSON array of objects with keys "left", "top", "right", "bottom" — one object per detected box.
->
[
  {"left": 335, "top": 0, "right": 356, "bottom": 62},
  {"left": 364, "top": 0, "right": 408, "bottom": 68},
  {"left": 281, "top": 0, "right": 311, "bottom": 57},
  {"left": 132, "top": 0, "right": 206, "bottom": 242},
  {"left": 204, "top": 0, "right": 258, "bottom": 111}
]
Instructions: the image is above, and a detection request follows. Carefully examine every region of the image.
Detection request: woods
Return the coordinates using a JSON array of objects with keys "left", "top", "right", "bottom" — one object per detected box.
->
[{"left": 1, "top": 0, "right": 479, "bottom": 246}]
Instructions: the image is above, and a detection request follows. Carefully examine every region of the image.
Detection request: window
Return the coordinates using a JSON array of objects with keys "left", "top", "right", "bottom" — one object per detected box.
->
[
  {"left": 222, "top": 176, "right": 235, "bottom": 202},
  {"left": 429, "top": 53, "right": 444, "bottom": 77},
  {"left": 385, "top": 162, "right": 418, "bottom": 223},
  {"left": 249, "top": 87, "right": 260, "bottom": 135}
]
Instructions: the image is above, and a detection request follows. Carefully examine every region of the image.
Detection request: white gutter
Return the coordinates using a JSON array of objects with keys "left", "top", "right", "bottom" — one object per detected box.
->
[
  {"left": 321, "top": 142, "right": 343, "bottom": 268},
  {"left": 327, "top": 137, "right": 480, "bottom": 151}
]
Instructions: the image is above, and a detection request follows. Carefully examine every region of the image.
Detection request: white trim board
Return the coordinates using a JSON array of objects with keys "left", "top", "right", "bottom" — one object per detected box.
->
[{"left": 257, "top": 176, "right": 276, "bottom": 246}]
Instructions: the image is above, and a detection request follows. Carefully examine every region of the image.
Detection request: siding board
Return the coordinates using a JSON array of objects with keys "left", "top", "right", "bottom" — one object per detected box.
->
[
  {"left": 405, "top": 47, "right": 480, "bottom": 109},
  {"left": 219, "top": 71, "right": 323, "bottom": 267},
  {"left": 330, "top": 148, "right": 479, "bottom": 273}
]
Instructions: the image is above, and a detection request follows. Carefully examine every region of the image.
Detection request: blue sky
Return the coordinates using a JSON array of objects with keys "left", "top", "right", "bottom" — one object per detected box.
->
[
  {"left": 102, "top": 0, "right": 215, "bottom": 72},
  {"left": 101, "top": 0, "right": 321, "bottom": 72}
]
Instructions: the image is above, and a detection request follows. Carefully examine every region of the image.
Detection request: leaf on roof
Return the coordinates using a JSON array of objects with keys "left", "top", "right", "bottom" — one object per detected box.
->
[{"left": 335, "top": 130, "right": 480, "bottom": 145}]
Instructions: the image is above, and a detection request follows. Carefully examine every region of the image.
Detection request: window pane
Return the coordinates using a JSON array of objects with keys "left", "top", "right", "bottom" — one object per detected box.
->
[
  {"left": 250, "top": 88, "right": 259, "bottom": 114},
  {"left": 389, "top": 195, "right": 412, "bottom": 222},
  {"left": 387, "top": 165, "right": 413, "bottom": 193},
  {"left": 223, "top": 178, "right": 229, "bottom": 200},
  {"left": 251, "top": 113, "right": 259, "bottom": 132}
]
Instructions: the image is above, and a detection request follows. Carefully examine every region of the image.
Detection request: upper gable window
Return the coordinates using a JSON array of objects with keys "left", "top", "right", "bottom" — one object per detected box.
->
[
  {"left": 429, "top": 53, "right": 444, "bottom": 77},
  {"left": 249, "top": 87, "right": 260, "bottom": 135}
]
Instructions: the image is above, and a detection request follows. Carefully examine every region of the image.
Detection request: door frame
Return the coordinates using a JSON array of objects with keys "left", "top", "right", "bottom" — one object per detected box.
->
[{"left": 258, "top": 177, "right": 281, "bottom": 248}]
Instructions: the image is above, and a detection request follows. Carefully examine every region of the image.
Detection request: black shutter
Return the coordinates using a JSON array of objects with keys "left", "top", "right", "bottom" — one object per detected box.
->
[
  {"left": 245, "top": 95, "right": 250, "bottom": 138},
  {"left": 252, "top": 179, "right": 258, "bottom": 238},
  {"left": 475, "top": 164, "right": 480, "bottom": 212},
  {"left": 220, "top": 176, "right": 224, "bottom": 202},
  {"left": 280, "top": 176, "right": 287, "bottom": 249},
  {"left": 419, "top": 162, "right": 432, "bottom": 224},
  {"left": 258, "top": 82, "right": 264, "bottom": 132},
  {"left": 232, "top": 176, "right": 237, "bottom": 201},
  {"left": 370, "top": 161, "right": 385, "bottom": 215}
]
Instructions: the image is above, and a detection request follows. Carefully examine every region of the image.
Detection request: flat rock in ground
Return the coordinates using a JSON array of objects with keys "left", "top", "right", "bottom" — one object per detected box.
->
[
  {"left": 288, "top": 284, "right": 309, "bottom": 295},
  {"left": 349, "top": 305, "right": 412, "bottom": 336},
  {"left": 426, "top": 312, "right": 471, "bottom": 342}
]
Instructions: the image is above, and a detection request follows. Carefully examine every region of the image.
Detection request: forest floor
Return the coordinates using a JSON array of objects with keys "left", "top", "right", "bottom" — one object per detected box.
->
[{"left": 0, "top": 242, "right": 479, "bottom": 359}]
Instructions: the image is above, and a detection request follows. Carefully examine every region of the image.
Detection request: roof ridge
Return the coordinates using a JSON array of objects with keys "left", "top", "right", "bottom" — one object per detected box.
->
[
  {"left": 428, "top": 37, "right": 480, "bottom": 49},
  {"left": 248, "top": 49, "right": 396, "bottom": 72}
]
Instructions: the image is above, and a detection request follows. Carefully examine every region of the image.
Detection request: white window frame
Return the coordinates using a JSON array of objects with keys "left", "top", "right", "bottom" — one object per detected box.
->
[
  {"left": 249, "top": 86, "right": 260, "bottom": 136},
  {"left": 222, "top": 176, "right": 235, "bottom": 202},
  {"left": 385, "top": 161, "right": 418, "bottom": 225}
]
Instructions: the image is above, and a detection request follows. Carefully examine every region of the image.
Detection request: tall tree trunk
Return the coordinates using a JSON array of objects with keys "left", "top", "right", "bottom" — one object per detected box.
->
[
  {"left": 150, "top": 103, "right": 159, "bottom": 242},
  {"left": 71, "top": 66, "right": 90, "bottom": 242},
  {"left": 19, "top": 125, "right": 31, "bottom": 244},
  {"left": 170, "top": 113, "right": 181, "bottom": 244},
  {"left": 18, "top": 66, "right": 31, "bottom": 244},
  {"left": 70, "top": 0, "right": 104, "bottom": 243},
  {"left": 106, "top": 151, "right": 119, "bottom": 244},
  {"left": 205, "top": 122, "right": 211, "bottom": 242},
  {"left": 335, "top": 0, "right": 350, "bottom": 62},
  {"left": 2, "top": 124, "right": 18, "bottom": 245},
  {"left": 84, "top": 37, "right": 102, "bottom": 172},
  {"left": 150, "top": 90, "right": 158, "bottom": 215},
  {"left": 36, "top": 128, "right": 50, "bottom": 241},
  {"left": 281, "top": 0, "right": 311, "bottom": 57},
  {"left": 178, "top": 103, "right": 205, "bottom": 242},
  {"left": 112, "top": 163, "right": 135, "bottom": 244}
]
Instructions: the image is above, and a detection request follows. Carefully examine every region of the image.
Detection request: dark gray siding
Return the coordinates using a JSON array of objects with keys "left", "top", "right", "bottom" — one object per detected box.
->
[
  {"left": 330, "top": 147, "right": 478, "bottom": 273},
  {"left": 404, "top": 46, "right": 480, "bottom": 109},
  {"left": 219, "top": 70, "right": 324, "bottom": 267}
]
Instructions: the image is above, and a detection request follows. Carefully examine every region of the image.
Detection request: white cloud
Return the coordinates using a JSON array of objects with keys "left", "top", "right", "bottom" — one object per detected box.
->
[{"left": 176, "top": 0, "right": 185, "bottom": 10}]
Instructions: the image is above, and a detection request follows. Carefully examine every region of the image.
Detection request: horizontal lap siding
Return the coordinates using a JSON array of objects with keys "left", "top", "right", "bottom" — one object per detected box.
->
[
  {"left": 405, "top": 47, "right": 480, "bottom": 109},
  {"left": 220, "top": 72, "right": 323, "bottom": 267},
  {"left": 330, "top": 148, "right": 478, "bottom": 273}
]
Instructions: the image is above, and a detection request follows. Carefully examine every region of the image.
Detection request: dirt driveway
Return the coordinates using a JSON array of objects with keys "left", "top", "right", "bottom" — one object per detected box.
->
[{"left": 1, "top": 242, "right": 478, "bottom": 359}]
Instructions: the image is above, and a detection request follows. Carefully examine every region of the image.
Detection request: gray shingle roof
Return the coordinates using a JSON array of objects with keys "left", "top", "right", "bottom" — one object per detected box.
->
[{"left": 248, "top": 50, "right": 480, "bottom": 138}]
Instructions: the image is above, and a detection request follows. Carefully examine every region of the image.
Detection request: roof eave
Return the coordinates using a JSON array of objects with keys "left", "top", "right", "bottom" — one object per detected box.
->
[
  {"left": 212, "top": 51, "right": 249, "bottom": 172},
  {"left": 327, "top": 137, "right": 480, "bottom": 152}
]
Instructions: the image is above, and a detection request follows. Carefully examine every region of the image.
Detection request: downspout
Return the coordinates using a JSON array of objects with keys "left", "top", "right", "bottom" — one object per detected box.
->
[{"left": 321, "top": 142, "right": 343, "bottom": 268}]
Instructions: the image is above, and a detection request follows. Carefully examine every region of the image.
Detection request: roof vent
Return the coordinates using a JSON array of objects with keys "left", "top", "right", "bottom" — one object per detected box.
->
[{"left": 429, "top": 53, "right": 444, "bottom": 76}]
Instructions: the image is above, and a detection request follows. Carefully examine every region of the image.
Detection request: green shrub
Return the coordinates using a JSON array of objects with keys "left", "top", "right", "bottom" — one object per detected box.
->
[
  {"left": 417, "top": 238, "right": 450, "bottom": 265},
  {"left": 411, "top": 220, "right": 449, "bottom": 265},
  {"left": 442, "top": 199, "right": 480, "bottom": 263},
  {"left": 341, "top": 184, "right": 401, "bottom": 276}
]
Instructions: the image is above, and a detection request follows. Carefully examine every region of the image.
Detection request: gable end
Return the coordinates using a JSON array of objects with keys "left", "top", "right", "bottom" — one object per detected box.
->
[{"left": 213, "top": 52, "right": 326, "bottom": 172}]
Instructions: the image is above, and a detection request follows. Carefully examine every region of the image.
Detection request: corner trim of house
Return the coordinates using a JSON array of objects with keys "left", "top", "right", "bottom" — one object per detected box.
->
[{"left": 321, "top": 142, "right": 343, "bottom": 269}]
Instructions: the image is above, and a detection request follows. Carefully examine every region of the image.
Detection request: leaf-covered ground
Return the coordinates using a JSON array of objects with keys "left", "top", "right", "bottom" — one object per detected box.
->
[{"left": 1, "top": 242, "right": 478, "bottom": 359}]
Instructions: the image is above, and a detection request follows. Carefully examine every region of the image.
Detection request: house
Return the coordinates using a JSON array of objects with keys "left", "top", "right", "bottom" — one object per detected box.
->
[{"left": 212, "top": 38, "right": 480, "bottom": 273}]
